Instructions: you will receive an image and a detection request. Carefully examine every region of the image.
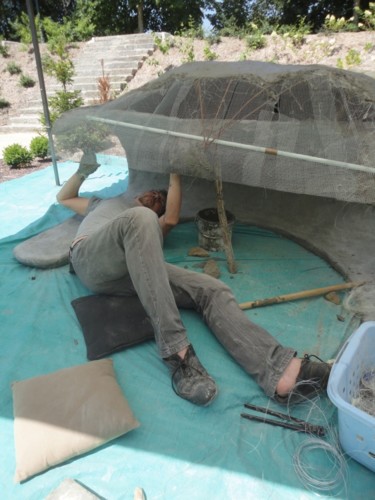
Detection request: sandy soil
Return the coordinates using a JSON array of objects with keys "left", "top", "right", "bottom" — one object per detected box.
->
[{"left": 1, "top": 31, "right": 374, "bottom": 182}]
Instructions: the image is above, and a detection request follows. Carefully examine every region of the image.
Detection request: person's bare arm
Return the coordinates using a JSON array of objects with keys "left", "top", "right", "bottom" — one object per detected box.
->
[
  {"left": 159, "top": 173, "right": 181, "bottom": 237},
  {"left": 56, "top": 152, "right": 100, "bottom": 216}
]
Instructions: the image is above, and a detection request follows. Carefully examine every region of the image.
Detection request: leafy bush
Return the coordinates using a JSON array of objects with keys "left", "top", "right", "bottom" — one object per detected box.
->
[
  {"left": 6, "top": 61, "right": 22, "bottom": 75},
  {"left": 360, "top": 3, "right": 375, "bottom": 30},
  {"left": 178, "top": 16, "right": 204, "bottom": 39},
  {"left": 3, "top": 144, "right": 33, "bottom": 168},
  {"left": 40, "top": 90, "right": 84, "bottom": 127},
  {"left": 42, "top": 54, "right": 75, "bottom": 90},
  {"left": 19, "top": 74, "right": 36, "bottom": 88},
  {"left": 178, "top": 37, "right": 195, "bottom": 62},
  {"left": 0, "top": 39, "right": 10, "bottom": 58},
  {"left": 153, "top": 33, "right": 173, "bottom": 55},
  {"left": 0, "top": 97, "right": 10, "bottom": 109},
  {"left": 11, "top": 12, "right": 42, "bottom": 45},
  {"left": 346, "top": 48, "right": 362, "bottom": 66},
  {"left": 30, "top": 136, "right": 49, "bottom": 159},
  {"left": 278, "top": 17, "right": 311, "bottom": 47},
  {"left": 245, "top": 32, "right": 266, "bottom": 50},
  {"left": 203, "top": 43, "right": 218, "bottom": 61}
]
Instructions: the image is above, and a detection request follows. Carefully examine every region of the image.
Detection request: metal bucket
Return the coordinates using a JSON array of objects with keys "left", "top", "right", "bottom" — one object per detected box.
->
[{"left": 195, "top": 208, "right": 235, "bottom": 252}]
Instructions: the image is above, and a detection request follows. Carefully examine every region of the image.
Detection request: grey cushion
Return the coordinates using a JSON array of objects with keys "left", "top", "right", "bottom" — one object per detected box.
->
[{"left": 71, "top": 294, "right": 155, "bottom": 360}]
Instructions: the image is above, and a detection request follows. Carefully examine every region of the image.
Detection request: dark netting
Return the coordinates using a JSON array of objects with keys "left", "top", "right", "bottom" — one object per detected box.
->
[{"left": 53, "top": 61, "right": 375, "bottom": 204}]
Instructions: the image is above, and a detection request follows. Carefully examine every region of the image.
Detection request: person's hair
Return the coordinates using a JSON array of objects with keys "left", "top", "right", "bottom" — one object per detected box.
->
[{"left": 158, "top": 189, "right": 168, "bottom": 215}]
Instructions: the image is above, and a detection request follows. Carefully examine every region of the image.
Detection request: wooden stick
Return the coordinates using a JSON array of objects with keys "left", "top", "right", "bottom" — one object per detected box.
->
[{"left": 239, "top": 281, "right": 364, "bottom": 310}]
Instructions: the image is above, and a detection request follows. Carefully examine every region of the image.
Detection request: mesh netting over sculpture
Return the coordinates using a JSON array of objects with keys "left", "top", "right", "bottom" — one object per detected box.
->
[{"left": 53, "top": 61, "right": 375, "bottom": 204}]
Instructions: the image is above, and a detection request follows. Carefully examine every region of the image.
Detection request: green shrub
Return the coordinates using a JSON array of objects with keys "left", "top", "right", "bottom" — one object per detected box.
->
[
  {"left": 0, "top": 40, "right": 10, "bottom": 58},
  {"left": 3, "top": 144, "right": 33, "bottom": 168},
  {"left": 19, "top": 74, "right": 36, "bottom": 88},
  {"left": 178, "top": 16, "right": 204, "bottom": 39},
  {"left": 6, "top": 61, "right": 22, "bottom": 75},
  {"left": 345, "top": 48, "right": 362, "bottom": 66},
  {"left": 11, "top": 12, "right": 42, "bottom": 45},
  {"left": 39, "top": 89, "right": 84, "bottom": 128},
  {"left": 30, "top": 136, "right": 49, "bottom": 159},
  {"left": 42, "top": 54, "right": 75, "bottom": 91},
  {"left": 153, "top": 34, "right": 173, "bottom": 55},
  {"left": 0, "top": 97, "right": 10, "bottom": 109},
  {"left": 278, "top": 16, "right": 311, "bottom": 47},
  {"left": 245, "top": 32, "right": 266, "bottom": 50},
  {"left": 203, "top": 43, "right": 218, "bottom": 61}
]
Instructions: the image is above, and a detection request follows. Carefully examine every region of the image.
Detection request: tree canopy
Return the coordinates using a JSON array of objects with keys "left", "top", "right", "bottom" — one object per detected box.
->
[{"left": 0, "top": 0, "right": 371, "bottom": 41}]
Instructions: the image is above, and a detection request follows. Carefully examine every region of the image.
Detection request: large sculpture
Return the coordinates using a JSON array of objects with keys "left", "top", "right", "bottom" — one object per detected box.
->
[{"left": 51, "top": 61, "right": 375, "bottom": 318}]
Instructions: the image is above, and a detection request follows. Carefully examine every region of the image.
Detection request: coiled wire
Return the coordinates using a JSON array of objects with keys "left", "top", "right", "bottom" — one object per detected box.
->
[{"left": 293, "top": 437, "right": 348, "bottom": 495}]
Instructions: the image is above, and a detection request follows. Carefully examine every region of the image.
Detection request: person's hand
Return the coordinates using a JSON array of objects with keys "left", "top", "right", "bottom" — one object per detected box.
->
[{"left": 76, "top": 151, "right": 100, "bottom": 180}]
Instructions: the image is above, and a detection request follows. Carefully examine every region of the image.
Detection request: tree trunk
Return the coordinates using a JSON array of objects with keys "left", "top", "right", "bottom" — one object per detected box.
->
[
  {"left": 136, "top": 2, "right": 144, "bottom": 33},
  {"left": 353, "top": 0, "right": 360, "bottom": 24}
]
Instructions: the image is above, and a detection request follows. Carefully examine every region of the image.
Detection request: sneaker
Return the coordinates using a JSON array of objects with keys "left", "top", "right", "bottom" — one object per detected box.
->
[
  {"left": 163, "top": 345, "right": 218, "bottom": 406},
  {"left": 276, "top": 354, "right": 332, "bottom": 405}
]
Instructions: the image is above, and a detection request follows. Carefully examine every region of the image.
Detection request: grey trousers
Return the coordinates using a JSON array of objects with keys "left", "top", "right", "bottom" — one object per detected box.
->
[{"left": 71, "top": 206, "right": 295, "bottom": 397}]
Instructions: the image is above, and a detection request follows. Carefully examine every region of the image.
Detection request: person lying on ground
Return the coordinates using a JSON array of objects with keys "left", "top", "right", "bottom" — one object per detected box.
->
[{"left": 57, "top": 152, "right": 331, "bottom": 407}]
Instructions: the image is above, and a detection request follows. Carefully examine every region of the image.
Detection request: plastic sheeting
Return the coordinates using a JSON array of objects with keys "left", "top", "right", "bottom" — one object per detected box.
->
[{"left": 1, "top": 156, "right": 374, "bottom": 499}]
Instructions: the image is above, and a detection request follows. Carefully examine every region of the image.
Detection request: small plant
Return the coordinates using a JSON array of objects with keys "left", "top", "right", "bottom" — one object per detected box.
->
[
  {"left": 364, "top": 42, "right": 374, "bottom": 52},
  {"left": 218, "top": 15, "right": 245, "bottom": 38},
  {"left": 30, "top": 136, "right": 49, "bottom": 159},
  {"left": 0, "top": 39, "right": 10, "bottom": 58},
  {"left": 3, "top": 144, "right": 33, "bottom": 168},
  {"left": 356, "top": 3, "right": 375, "bottom": 30},
  {"left": 42, "top": 54, "right": 75, "bottom": 91},
  {"left": 19, "top": 74, "right": 36, "bottom": 88},
  {"left": 278, "top": 17, "right": 311, "bottom": 47},
  {"left": 336, "top": 49, "right": 362, "bottom": 69},
  {"left": 345, "top": 48, "right": 362, "bottom": 66},
  {"left": 97, "top": 60, "right": 111, "bottom": 104},
  {"left": 245, "top": 32, "right": 266, "bottom": 51},
  {"left": 0, "top": 97, "right": 10, "bottom": 109},
  {"left": 146, "top": 57, "right": 160, "bottom": 67},
  {"left": 6, "top": 61, "right": 22, "bottom": 75},
  {"left": 178, "top": 16, "right": 204, "bottom": 39},
  {"left": 153, "top": 34, "right": 173, "bottom": 55},
  {"left": 11, "top": 12, "right": 42, "bottom": 45},
  {"left": 40, "top": 90, "right": 84, "bottom": 127},
  {"left": 203, "top": 43, "right": 218, "bottom": 61},
  {"left": 205, "top": 34, "right": 221, "bottom": 45},
  {"left": 324, "top": 15, "right": 348, "bottom": 32},
  {"left": 178, "top": 37, "right": 195, "bottom": 63}
]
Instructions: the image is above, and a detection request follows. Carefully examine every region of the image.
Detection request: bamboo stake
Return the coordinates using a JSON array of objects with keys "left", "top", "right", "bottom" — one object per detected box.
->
[{"left": 239, "top": 281, "right": 364, "bottom": 310}]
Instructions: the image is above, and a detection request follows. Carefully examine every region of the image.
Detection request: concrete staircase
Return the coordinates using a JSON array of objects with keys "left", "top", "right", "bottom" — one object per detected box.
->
[{"left": 1, "top": 33, "right": 155, "bottom": 134}]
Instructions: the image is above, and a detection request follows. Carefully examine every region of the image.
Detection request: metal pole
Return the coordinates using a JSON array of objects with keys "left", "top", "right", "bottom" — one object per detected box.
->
[
  {"left": 87, "top": 115, "right": 375, "bottom": 175},
  {"left": 26, "top": 0, "right": 60, "bottom": 185}
]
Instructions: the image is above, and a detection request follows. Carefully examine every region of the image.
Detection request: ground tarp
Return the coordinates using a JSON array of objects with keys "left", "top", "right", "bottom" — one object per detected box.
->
[{"left": 1, "top": 157, "right": 374, "bottom": 499}]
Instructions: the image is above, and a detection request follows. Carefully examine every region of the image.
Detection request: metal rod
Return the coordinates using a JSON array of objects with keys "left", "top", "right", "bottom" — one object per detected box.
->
[
  {"left": 240, "top": 413, "right": 325, "bottom": 436},
  {"left": 87, "top": 115, "right": 375, "bottom": 175},
  {"left": 26, "top": 0, "right": 60, "bottom": 186}
]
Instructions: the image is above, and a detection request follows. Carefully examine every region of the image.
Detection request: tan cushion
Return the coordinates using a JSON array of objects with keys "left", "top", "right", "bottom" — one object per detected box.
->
[{"left": 12, "top": 359, "right": 140, "bottom": 483}]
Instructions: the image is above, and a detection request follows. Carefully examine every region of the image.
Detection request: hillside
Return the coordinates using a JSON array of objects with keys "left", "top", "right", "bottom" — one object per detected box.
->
[
  {"left": 1, "top": 31, "right": 375, "bottom": 128},
  {"left": 0, "top": 31, "right": 374, "bottom": 181}
]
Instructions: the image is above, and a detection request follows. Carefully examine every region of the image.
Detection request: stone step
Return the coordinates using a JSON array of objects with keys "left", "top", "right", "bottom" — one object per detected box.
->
[
  {"left": 10, "top": 114, "right": 42, "bottom": 124},
  {"left": 72, "top": 65, "right": 140, "bottom": 76},
  {"left": 81, "top": 42, "right": 154, "bottom": 50},
  {"left": 73, "top": 69, "right": 138, "bottom": 80},
  {"left": 74, "top": 54, "right": 145, "bottom": 63},
  {"left": 5, "top": 33, "right": 158, "bottom": 130},
  {"left": 0, "top": 124, "right": 43, "bottom": 134}
]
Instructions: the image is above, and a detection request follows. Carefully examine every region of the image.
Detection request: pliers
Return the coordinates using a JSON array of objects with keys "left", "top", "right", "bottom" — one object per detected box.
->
[{"left": 241, "top": 403, "right": 326, "bottom": 437}]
